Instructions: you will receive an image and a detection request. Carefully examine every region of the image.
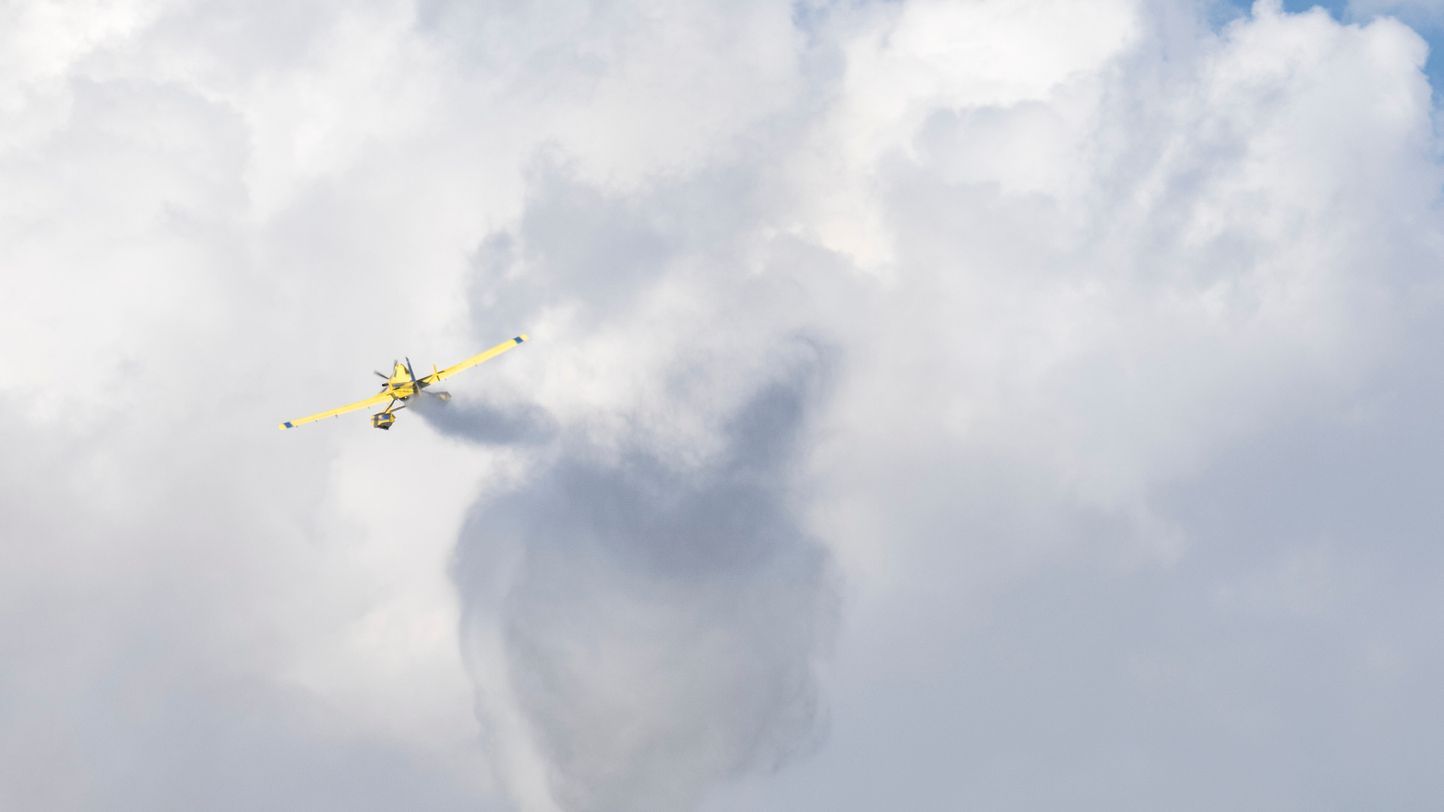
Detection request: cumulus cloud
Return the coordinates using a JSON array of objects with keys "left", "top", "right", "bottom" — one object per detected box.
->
[
  {"left": 441, "top": 1, "right": 1444, "bottom": 808},
  {"left": 5, "top": 0, "right": 1444, "bottom": 810}
]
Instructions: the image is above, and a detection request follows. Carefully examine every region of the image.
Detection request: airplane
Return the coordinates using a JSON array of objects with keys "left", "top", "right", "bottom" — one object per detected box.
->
[{"left": 279, "top": 334, "right": 528, "bottom": 431}]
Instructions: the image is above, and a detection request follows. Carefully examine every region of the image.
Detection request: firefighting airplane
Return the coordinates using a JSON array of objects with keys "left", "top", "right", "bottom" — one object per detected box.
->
[{"left": 279, "top": 335, "right": 528, "bottom": 431}]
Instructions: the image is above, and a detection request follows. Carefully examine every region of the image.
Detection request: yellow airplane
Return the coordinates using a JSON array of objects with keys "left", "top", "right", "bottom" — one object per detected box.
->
[{"left": 279, "top": 335, "right": 528, "bottom": 431}]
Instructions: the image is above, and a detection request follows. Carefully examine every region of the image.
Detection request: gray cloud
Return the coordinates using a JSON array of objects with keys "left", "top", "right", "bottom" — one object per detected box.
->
[
  {"left": 453, "top": 348, "right": 835, "bottom": 811},
  {"left": 413, "top": 393, "right": 559, "bottom": 447}
]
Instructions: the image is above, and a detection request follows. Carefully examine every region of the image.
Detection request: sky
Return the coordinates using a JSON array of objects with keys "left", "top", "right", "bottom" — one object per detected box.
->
[{"left": 4, "top": 0, "right": 1444, "bottom": 809}]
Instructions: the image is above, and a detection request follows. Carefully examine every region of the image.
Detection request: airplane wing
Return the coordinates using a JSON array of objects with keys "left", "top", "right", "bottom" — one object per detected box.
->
[
  {"left": 279, "top": 390, "right": 393, "bottom": 430},
  {"left": 419, "top": 334, "right": 528, "bottom": 386}
]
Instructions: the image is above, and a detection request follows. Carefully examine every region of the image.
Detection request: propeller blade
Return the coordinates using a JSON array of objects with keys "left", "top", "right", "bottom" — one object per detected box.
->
[{"left": 374, "top": 371, "right": 388, "bottom": 379}]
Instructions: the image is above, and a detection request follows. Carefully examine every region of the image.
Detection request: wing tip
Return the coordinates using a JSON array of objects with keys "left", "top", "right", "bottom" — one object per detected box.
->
[
  {"left": 515, "top": 334, "right": 528, "bottom": 344},
  {"left": 279, "top": 421, "right": 294, "bottom": 430}
]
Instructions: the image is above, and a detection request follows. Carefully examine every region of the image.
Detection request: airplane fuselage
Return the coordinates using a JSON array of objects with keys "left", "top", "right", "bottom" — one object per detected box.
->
[
  {"left": 379, "top": 360, "right": 426, "bottom": 401},
  {"left": 383, "top": 381, "right": 419, "bottom": 399}
]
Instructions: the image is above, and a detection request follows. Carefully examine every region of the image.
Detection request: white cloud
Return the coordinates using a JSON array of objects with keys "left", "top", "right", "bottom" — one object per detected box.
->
[{"left": 3, "top": 0, "right": 1444, "bottom": 809}]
